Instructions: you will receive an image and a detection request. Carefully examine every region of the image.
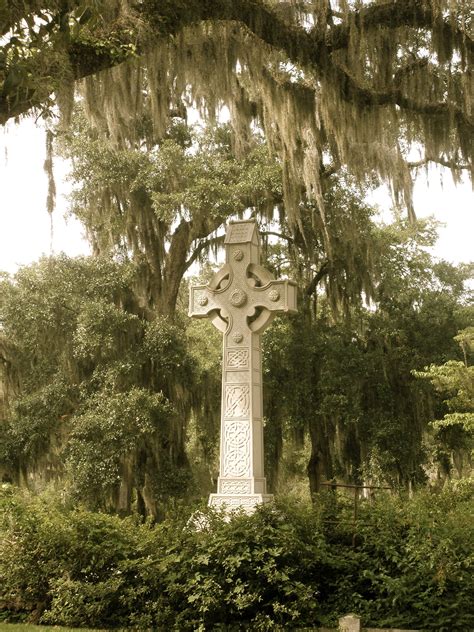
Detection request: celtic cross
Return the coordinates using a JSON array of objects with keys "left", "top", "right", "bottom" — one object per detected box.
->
[{"left": 189, "top": 220, "right": 297, "bottom": 512}]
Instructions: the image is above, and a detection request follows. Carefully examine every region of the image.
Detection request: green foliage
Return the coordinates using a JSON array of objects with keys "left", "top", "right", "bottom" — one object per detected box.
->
[
  {"left": 0, "top": 625, "right": 101, "bottom": 631},
  {"left": 2, "top": 375, "right": 76, "bottom": 466},
  {"left": 142, "top": 316, "right": 195, "bottom": 388},
  {"left": 73, "top": 299, "right": 141, "bottom": 363},
  {"left": 137, "top": 133, "right": 280, "bottom": 222},
  {"left": 0, "top": 486, "right": 142, "bottom": 628},
  {"left": 66, "top": 388, "right": 173, "bottom": 505},
  {"left": 0, "top": 256, "right": 205, "bottom": 514},
  {"left": 63, "top": 117, "right": 281, "bottom": 251},
  {"left": 351, "top": 481, "right": 474, "bottom": 630},
  {"left": 0, "top": 256, "right": 135, "bottom": 380},
  {"left": 414, "top": 328, "right": 474, "bottom": 460},
  {"left": 184, "top": 316, "right": 222, "bottom": 486},
  {"left": 1, "top": 484, "right": 473, "bottom": 630},
  {"left": 263, "top": 219, "right": 473, "bottom": 487},
  {"left": 421, "top": 361, "right": 474, "bottom": 431}
]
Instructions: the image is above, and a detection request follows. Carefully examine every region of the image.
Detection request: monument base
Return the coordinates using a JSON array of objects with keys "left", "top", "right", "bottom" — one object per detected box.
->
[{"left": 209, "top": 493, "right": 273, "bottom": 514}]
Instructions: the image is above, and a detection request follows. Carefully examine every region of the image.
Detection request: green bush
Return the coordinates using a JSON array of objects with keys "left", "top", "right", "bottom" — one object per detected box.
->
[
  {"left": 352, "top": 482, "right": 474, "bottom": 630},
  {"left": 1, "top": 483, "right": 473, "bottom": 630},
  {"left": 65, "top": 387, "right": 174, "bottom": 505}
]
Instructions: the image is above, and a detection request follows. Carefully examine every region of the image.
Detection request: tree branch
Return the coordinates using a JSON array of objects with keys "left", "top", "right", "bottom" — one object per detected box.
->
[
  {"left": 1, "top": 0, "right": 472, "bottom": 127},
  {"left": 329, "top": 61, "right": 474, "bottom": 133},
  {"left": 326, "top": 0, "right": 473, "bottom": 55},
  {"left": 305, "top": 260, "right": 331, "bottom": 297},
  {"left": 260, "top": 230, "right": 294, "bottom": 244},
  {"left": 0, "top": 0, "right": 66, "bottom": 37},
  {"left": 185, "top": 235, "right": 225, "bottom": 272},
  {"left": 408, "top": 156, "right": 470, "bottom": 171}
]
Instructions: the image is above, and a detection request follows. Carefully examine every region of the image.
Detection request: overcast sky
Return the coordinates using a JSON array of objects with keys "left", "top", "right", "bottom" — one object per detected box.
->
[{"left": 1, "top": 117, "right": 473, "bottom": 275}]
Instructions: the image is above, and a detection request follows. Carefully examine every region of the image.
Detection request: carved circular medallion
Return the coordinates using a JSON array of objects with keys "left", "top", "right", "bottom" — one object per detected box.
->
[
  {"left": 230, "top": 288, "right": 247, "bottom": 307},
  {"left": 197, "top": 295, "right": 208, "bottom": 306},
  {"left": 268, "top": 289, "right": 280, "bottom": 302},
  {"left": 232, "top": 331, "right": 244, "bottom": 344},
  {"left": 233, "top": 249, "right": 244, "bottom": 261}
]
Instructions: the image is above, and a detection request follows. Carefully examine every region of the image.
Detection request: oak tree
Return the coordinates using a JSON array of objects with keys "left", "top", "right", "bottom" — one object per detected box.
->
[{"left": 1, "top": 0, "right": 472, "bottom": 231}]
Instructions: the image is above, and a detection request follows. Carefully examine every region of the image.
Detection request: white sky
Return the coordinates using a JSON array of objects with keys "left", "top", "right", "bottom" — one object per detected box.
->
[{"left": 0, "top": 117, "right": 473, "bottom": 275}]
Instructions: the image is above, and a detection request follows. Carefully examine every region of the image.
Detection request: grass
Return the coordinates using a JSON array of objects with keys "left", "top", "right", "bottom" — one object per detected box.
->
[{"left": 0, "top": 625, "right": 105, "bottom": 631}]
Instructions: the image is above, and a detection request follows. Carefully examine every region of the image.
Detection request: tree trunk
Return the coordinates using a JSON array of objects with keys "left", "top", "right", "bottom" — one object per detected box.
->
[{"left": 307, "top": 415, "right": 335, "bottom": 500}]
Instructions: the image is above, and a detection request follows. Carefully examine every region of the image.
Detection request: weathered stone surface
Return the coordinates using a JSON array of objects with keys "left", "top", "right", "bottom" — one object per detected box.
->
[
  {"left": 339, "top": 614, "right": 361, "bottom": 632},
  {"left": 189, "top": 220, "right": 297, "bottom": 513}
]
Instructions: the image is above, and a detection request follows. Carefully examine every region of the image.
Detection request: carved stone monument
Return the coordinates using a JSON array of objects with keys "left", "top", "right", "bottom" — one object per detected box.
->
[{"left": 189, "top": 220, "right": 297, "bottom": 512}]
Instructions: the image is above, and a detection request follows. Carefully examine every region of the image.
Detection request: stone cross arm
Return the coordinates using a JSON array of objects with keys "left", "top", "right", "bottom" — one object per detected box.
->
[{"left": 189, "top": 263, "right": 297, "bottom": 334}]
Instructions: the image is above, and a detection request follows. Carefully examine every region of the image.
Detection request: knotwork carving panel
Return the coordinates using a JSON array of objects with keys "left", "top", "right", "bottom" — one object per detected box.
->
[
  {"left": 217, "top": 496, "right": 255, "bottom": 508},
  {"left": 224, "top": 384, "right": 250, "bottom": 418},
  {"left": 223, "top": 421, "right": 250, "bottom": 476},
  {"left": 226, "top": 348, "right": 249, "bottom": 368},
  {"left": 220, "top": 480, "right": 251, "bottom": 495},
  {"left": 209, "top": 494, "right": 273, "bottom": 513}
]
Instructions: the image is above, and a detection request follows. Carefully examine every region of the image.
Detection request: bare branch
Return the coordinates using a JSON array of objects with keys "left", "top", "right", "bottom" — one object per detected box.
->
[
  {"left": 408, "top": 157, "right": 470, "bottom": 171},
  {"left": 260, "top": 230, "right": 294, "bottom": 244},
  {"left": 305, "top": 260, "right": 331, "bottom": 297},
  {"left": 185, "top": 235, "right": 225, "bottom": 272},
  {"left": 329, "top": 62, "right": 474, "bottom": 133}
]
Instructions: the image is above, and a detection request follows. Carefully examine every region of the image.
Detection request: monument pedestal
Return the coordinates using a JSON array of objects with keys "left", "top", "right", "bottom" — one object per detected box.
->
[
  {"left": 209, "top": 493, "right": 273, "bottom": 513},
  {"left": 209, "top": 475, "right": 273, "bottom": 512},
  {"left": 189, "top": 221, "right": 297, "bottom": 514}
]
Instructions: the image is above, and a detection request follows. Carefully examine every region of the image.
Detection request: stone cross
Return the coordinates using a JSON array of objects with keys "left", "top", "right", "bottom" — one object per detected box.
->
[{"left": 189, "top": 220, "right": 297, "bottom": 512}]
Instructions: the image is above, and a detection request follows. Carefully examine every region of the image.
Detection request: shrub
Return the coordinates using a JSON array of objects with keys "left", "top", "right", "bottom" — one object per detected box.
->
[{"left": 1, "top": 483, "right": 473, "bottom": 630}]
